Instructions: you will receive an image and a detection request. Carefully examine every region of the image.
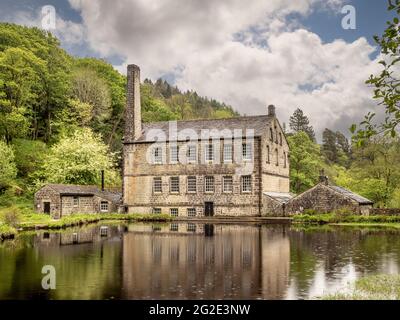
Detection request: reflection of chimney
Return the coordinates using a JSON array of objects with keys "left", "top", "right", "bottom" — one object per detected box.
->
[
  {"left": 101, "top": 170, "right": 105, "bottom": 192},
  {"left": 268, "top": 104, "right": 276, "bottom": 117},
  {"left": 319, "top": 169, "right": 329, "bottom": 185},
  {"left": 125, "top": 64, "right": 142, "bottom": 142}
]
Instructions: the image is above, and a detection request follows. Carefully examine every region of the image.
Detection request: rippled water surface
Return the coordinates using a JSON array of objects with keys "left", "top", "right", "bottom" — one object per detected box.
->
[{"left": 1, "top": 222, "right": 400, "bottom": 299}]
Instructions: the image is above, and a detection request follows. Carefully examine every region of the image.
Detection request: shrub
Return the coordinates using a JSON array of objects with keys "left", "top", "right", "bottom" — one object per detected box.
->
[{"left": 1, "top": 206, "right": 22, "bottom": 227}]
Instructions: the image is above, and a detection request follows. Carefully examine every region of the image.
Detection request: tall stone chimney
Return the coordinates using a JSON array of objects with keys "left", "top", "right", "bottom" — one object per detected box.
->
[
  {"left": 319, "top": 169, "right": 329, "bottom": 185},
  {"left": 268, "top": 104, "right": 276, "bottom": 117},
  {"left": 124, "top": 64, "right": 142, "bottom": 142}
]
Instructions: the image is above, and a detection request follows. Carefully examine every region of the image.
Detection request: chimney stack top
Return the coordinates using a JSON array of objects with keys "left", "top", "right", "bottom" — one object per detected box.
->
[{"left": 268, "top": 104, "right": 276, "bottom": 117}]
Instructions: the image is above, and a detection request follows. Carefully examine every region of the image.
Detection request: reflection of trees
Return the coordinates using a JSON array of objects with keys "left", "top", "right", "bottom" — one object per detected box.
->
[{"left": 0, "top": 226, "right": 123, "bottom": 300}]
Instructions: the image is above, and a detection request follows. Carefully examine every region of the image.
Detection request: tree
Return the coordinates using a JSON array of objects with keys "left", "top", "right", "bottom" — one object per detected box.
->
[
  {"left": 351, "top": 1, "right": 400, "bottom": 142},
  {"left": 12, "top": 139, "right": 47, "bottom": 179},
  {"left": 71, "top": 68, "right": 112, "bottom": 128},
  {"left": 288, "top": 131, "right": 323, "bottom": 193},
  {"left": 35, "top": 128, "right": 120, "bottom": 187},
  {"left": 289, "top": 108, "right": 315, "bottom": 141},
  {"left": 0, "top": 140, "right": 17, "bottom": 189},
  {"left": 336, "top": 136, "right": 400, "bottom": 207}
]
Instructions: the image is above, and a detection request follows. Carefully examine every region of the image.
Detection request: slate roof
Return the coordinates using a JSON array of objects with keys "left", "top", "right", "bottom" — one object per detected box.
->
[
  {"left": 264, "top": 192, "right": 295, "bottom": 204},
  {"left": 45, "top": 184, "right": 122, "bottom": 204},
  {"left": 131, "top": 115, "right": 274, "bottom": 143},
  {"left": 327, "top": 185, "right": 373, "bottom": 205}
]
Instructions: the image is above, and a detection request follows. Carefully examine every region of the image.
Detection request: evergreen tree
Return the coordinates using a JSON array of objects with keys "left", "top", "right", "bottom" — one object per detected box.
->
[{"left": 289, "top": 108, "right": 315, "bottom": 141}]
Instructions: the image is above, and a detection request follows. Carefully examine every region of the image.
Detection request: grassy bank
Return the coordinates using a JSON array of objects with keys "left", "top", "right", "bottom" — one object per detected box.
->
[
  {"left": 0, "top": 224, "right": 17, "bottom": 240},
  {"left": 0, "top": 205, "right": 172, "bottom": 238},
  {"left": 292, "top": 212, "right": 400, "bottom": 225},
  {"left": 20, "top": 213, "right": 173, "bottom": 230},
  {"left": 322, "top": 275, "right": 400, "bottom": 300}
]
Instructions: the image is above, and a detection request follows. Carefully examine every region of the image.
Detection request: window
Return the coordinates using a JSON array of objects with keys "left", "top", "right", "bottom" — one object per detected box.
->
[
  {"left": 152, "top": 208, "right": 162, "bottom": 214},
  {"left": 187, "top": 145, "right": 197, "bottom": 163},
  {"left": 170, "top": 208, "right": 178, "bottom": 217},
  {"left": 100, "top": 201, "right": 109, "bottom": 212},
  {"left": 284, "top": 151, "right": 287, "bottom": 168},
  {"left": 153, "top": 146, "right": 162, "bottom": 164},
  {"left": 187, "top": 208, "right": 196, "bottom": 217},
  {"left": 153, "top": 177, "right": 162, "bottom": 193},
  {"left": 205, "top": 143, "right": 214, "bottom": 162},
  {"left": 270, "top": 128, "right": 273, "bottom": 141},
  {"left": 223, "top": 143, "right": 233, "bottom": 162},
  {"left": 100, "top": 226, "right": 108, "bottom": 237},
  {"left": 170, "top": 223, "right": 179, "bottom": 231},
  {"left": 72, "top": 232, "right": 78, "bottom": 244},
  {"left": 241, "top": 175, "right": 252, "bottom": 193},
  {"left": 279, "top": 132, "right": 283, "bottom": 146},
  {"left": 242, "top": 143, "right": 252, "bottom": 161},
  {"left": 275, "top": 148, "right": 279, "bottom": 166},
  {"left": 73, "top": 196, "right": 79, "bottom": 207},
  {"left": 170, "top": 145, "right": 179, "bottom": 163},
  {"left": 187, "top": 176, "right": 197, "bottom": 193},
  {"left": 187, "top": 223, "right": 196, "bottom": 232},
  {"left": 266, "top": 145, "right": 270, "bottom": 163},
  {"left": 170, "top": 176, "right": 180, "bottom": 193},
  {"left": 223, "top": 176, "right": 233, "bottom": 193},
  {"left": 275, "top": 126, "right": 278, "bottom": 143},
  {"left": 204, "top": 176, "right": 214, "bottom": 193}
]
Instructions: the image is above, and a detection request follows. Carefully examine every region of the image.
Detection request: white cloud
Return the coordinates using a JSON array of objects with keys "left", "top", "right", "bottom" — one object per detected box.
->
[{"left": 16, "top": 0, "right": 384, "bottom": 138}]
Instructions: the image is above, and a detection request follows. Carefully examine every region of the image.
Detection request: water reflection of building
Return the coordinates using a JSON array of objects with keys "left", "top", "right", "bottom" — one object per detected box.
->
[
  {"left": 34, "top": 225, "right": 123, "bottom": 247},
  {"left": 122, "top": 223, "right": 290, "bottom": 299}
]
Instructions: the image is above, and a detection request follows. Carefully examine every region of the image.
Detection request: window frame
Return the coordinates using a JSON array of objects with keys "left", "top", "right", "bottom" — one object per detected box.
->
[
  {"left": 100, "top": 201, "right": 109, "bottom": 212},
  {"left": 187, "top": 176, "right": 197, "bottom": 193},
  {"left": 170, "top": 208, "right": 179, "bottom": 217},
  {"left": 223, "top": 176, "right": 233, "bottom": 193},
  {"left": 170, "top": 176, "right": 180, "bottom": 193},
  {"left": 153, "top": 177, "right": 162, "bottom": 194},
  {"left": 153, "top": 146, "right": 163, "bottom": 164},
  {"left": 170, "top": 145, "right": 179, "bottom": 163},
  {"left": 152, "top": 208, "right": 162, "bottom": 214},
  {"left": 187, "top": 208, "right": 196, "bottom": 217},
  {"left": 223, "top": 143, "right": 233, "bottom": 163},
  {"left": 204, "top": 176, "right": 215, "bottom": 193},
  {"left": 241, "top": 175, "right": 252, "bottom": 193},
  {"left": 242, "top": 142, "right": 252, "bottom": 161},
  {"left": 73, "top": 196, "right": 79, "bottom": 207},
  {"left": 205, "top": 143, "right": 214, "bottom": 162},
  {"left": 187, "top": 144, "right": 197, "bottom": 163}
]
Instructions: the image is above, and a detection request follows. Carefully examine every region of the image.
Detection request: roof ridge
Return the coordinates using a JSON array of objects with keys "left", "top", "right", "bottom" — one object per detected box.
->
[{"left": 143, "top": 114, "right": 271, "bottom": 126}]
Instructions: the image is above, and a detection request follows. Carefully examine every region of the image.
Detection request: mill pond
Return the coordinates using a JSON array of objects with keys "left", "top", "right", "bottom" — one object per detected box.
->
[{"left": 1, "top": 222, "right": 400, "bottom": 300}]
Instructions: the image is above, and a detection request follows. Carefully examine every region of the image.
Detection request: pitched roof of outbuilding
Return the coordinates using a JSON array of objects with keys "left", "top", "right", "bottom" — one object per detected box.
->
[
  {"left": 327, "top": 185, "right": 373, "bottom": 205},
  {"left": 131, "top": 115, "right": 275, "bottom": 143},
  {"left": 45, "top": 184, "right": 122, "bottom": 204},
  {"left": 264, "top": 192, "right": 295, "bottom": 204}
]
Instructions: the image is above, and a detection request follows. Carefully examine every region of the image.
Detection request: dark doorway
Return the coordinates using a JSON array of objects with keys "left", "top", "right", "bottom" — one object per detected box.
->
[
  {"left": 44, "top": 202, "right": 51, "bottom": 214},
  {"left": 204, "top": 202, "right": 214, "bottom": 217},
  {"left": 204, "top": 224, "right": 214, "bottom": 237}
]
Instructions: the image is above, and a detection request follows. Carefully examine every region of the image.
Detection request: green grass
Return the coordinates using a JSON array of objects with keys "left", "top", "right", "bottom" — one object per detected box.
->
[
  {"left": 322, "top": 275, "right": 400, "bottom": 300},
  {"left": 292, "top": 212, "right": 400, "bottom": 225},
  {"left": 0, "top": 223, "right": 17, "bottom": 240},
  {"left": 20, "top": 213, "right": 173, "bottom": 230}
]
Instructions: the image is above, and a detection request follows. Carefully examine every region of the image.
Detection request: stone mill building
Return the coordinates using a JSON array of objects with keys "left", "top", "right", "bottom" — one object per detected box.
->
[{"left": 122, "top": 64, "right": 291, "bottom": 217}]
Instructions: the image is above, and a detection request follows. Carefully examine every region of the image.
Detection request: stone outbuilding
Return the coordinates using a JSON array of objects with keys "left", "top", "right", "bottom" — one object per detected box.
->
[
  {"left": 286, "top": 175, "right": 373, "bottom": 215},
  {"left": 34, "top": 184, "right": 122, "bottom": 219},
  {"left": 262, "top": 192, "right": 295, "bottom": 216}
]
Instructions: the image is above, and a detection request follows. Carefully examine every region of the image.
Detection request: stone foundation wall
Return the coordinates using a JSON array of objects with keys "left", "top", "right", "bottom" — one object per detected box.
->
[{"left": 369, "top": 208, "right": 400, "bottom": 215}]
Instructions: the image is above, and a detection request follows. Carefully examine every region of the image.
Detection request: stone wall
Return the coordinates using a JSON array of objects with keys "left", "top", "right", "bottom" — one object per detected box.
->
[
  {"left": 34, "top": 186, "right": 61, "bottom": 219},
  {"left": 285, "top": 184, "right": 361, "bottom": 214},
  {"left": 61, "top": 196, "right": 95, "bottom": 216},
  {"left": 262, "top": 195, "right": 286, "bottom": 216},
  {"left": 369, "top": 208, "right": 400, "bottom": 215},
  {"left": 123, "top": 137, "right": 264, "bottom": 216}
]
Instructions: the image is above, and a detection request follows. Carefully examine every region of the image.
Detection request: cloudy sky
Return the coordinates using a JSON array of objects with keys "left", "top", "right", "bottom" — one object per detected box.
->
[{"left": 0, "top": 0, "right": 394, "bottom": 138}]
